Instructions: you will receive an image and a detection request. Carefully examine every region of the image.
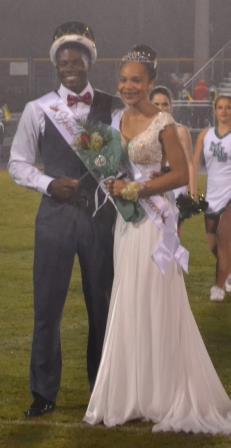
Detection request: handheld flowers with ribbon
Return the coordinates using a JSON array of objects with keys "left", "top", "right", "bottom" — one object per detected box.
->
[
  {"left": 72, "top": 121, "right": 145, "bottom": 222},
  {"left": 176, "top": 192, "right": 208, "bottom": 220}
]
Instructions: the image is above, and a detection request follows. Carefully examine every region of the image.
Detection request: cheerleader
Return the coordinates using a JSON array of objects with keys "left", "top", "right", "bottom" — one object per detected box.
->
[{"left": 194, "top": 95, "right": 231, "bottom": 300}]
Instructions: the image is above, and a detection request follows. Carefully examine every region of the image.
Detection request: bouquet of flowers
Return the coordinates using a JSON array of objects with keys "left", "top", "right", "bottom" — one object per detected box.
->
[
  {"left": 72, "top": 120, "right": 145, "bottom": 223},
  {"left": 73, "top": 121, "right": 127, "bottom": 179},
  {"left": 176, "top": 193, "right": 208, "bottom": 221}
]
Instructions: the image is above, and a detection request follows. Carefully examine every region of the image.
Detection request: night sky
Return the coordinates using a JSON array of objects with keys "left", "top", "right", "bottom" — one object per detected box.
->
[{"left": 0, "top": 0, "right": 230, "bottom": 59}]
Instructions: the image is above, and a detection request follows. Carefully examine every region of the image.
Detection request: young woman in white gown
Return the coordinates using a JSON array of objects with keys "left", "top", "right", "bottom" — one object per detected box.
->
[{"left": 84, "top": 45, "right": 231, "bottom": 434}]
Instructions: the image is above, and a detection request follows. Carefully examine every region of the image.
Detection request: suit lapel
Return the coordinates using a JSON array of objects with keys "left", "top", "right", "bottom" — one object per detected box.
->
[{"left": 88, "top": 90, "right": 112, "bottom": 124}]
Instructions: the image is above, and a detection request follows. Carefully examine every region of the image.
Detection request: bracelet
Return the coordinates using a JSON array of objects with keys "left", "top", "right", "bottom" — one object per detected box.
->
[{"left": 121, "top": 182, "right": 143, "bottom": 202}]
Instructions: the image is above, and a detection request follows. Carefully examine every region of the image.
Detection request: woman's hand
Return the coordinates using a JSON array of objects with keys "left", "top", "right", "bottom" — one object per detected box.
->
[
  {"left": 106, "top": 179, "right": 144, "bottom": 201},
  {"left": 105, "top": 179, "right": 128, "bottom": 198}
]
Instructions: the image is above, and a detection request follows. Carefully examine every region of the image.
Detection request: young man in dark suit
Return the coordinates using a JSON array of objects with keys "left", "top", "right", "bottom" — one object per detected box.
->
[{"left": 9, "top": 21, "right": 121, "bottom": 417}]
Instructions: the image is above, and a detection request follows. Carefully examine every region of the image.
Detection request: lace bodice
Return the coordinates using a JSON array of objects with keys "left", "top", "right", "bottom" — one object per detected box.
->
[
  {"left": 127, "top": 112, "right": 175, "bottom": 165},
  {"left": 112, "top": 110, "right": 175, "bottom": 165}
]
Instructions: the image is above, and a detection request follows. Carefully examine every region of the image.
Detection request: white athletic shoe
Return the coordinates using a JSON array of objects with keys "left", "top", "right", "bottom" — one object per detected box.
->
[
  {"left": 225, "top": 274, "right": 231, "bottom": 293},
  {"left": 210, "top": 286, "right": 225, "bottom": 301}
]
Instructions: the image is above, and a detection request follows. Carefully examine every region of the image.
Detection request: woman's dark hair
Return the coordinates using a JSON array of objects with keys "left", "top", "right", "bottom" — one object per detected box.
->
[
  {"left": 121, "top": 44, "right": 158, "bottom": 80},
  {"left": 150, "top": 85, "right": 172, "bottom": 102}
]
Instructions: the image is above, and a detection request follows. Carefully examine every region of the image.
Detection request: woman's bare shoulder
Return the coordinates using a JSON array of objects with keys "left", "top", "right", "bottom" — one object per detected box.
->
[{"left": 176, "top": 124, "right": 190, "bottom": 138}]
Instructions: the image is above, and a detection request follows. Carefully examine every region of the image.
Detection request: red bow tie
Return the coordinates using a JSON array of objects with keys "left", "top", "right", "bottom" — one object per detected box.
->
[{"left": 67, "top": 92, "right": 92, "bottom": 107}]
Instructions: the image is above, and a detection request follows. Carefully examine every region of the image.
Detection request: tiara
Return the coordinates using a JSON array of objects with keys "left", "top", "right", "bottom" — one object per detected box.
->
[{"left": 121, "top": 50, "right": 157, "bottom": 69}]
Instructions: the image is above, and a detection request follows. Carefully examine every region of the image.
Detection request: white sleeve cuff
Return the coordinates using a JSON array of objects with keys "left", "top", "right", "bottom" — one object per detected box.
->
[{"left": 36, "top": 174, "right": 54, "bottom": 195}]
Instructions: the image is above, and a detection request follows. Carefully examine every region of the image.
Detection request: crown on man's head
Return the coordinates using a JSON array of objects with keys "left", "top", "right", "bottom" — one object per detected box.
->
[{"left": 50, "top": 21, "right": 97, "bottom": 65}]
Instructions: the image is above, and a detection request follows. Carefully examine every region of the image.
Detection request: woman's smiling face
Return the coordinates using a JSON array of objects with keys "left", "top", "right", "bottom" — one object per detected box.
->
[{"left": 118, "top": 62, "right": 154, "bottom": 106}]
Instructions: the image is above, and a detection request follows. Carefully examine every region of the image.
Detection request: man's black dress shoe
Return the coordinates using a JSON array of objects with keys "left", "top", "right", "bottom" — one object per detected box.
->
[{"left": 25, "top": 393, "right": 56, "bottom": 417}]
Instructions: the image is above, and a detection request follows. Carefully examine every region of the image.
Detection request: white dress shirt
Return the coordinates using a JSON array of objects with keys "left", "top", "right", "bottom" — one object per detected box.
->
[{"left": 8, "top": 82, "right": 94, "bottom": 194}]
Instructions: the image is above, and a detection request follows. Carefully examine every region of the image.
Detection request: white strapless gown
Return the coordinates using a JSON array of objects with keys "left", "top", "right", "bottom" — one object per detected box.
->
[{"left": 84, "top": 112, "right": 231, "bottom": 434}]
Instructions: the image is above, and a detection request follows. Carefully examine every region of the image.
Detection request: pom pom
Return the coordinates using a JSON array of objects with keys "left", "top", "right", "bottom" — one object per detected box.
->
[{"left": 176, "top": 193, "right": 208, "bottom": 220}]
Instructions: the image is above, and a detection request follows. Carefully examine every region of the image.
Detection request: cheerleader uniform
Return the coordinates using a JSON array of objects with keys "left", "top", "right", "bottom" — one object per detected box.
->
[{"left": 203, "top": 127, "right": 231, "bottom": 216}]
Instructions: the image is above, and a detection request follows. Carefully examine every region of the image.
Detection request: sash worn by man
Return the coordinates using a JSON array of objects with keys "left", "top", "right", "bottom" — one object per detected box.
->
[{"left": 8, "top": 21, "right": 121, "bottom": 417}]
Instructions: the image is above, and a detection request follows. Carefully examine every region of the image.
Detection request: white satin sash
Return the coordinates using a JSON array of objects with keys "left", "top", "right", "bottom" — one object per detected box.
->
[
  {"left": 131, "top": 162, "right": 189, "bottom": 274},
  {"left": 37, "top": 91, "right": 82, "bottom": 148}
]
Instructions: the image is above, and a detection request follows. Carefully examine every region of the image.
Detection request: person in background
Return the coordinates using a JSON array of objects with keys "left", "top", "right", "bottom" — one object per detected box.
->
[
  {"left": 193, "top": 79, "right": 209, "bottom": 101},
  {"left": 194, "top": 95, "right": 231, "bottom": 301},
  {"left": 180, "top": 87, "right": 193, "bottom": 101},
  {"left": 150, "top": 85, "right": 194, "bottom": 236},
  {"left": 8, "top": 21, "right": 121, "bottom": 417},
  {"left": 168, "top": 72, "right": 192, "bottom": 99}
]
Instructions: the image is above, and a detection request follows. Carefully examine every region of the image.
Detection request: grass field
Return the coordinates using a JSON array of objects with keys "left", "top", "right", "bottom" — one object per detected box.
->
[{"left": 0, "top": 171, "right": 231, "bottom": 448}]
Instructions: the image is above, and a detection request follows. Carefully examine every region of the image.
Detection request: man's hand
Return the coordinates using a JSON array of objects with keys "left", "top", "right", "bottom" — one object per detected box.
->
[{"left": 47, "top": 178, "right": 80, "bottom": 202}]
